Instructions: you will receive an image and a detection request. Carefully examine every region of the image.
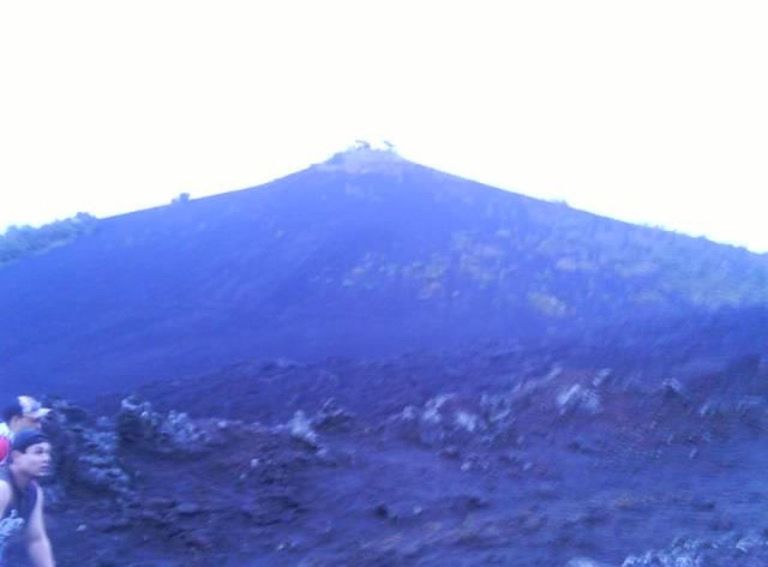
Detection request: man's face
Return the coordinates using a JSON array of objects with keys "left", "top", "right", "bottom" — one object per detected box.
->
[
  {"left": 10, "top": 414, "right": 43, "bottom": 432},
  {"left": 12, "top": 442, "right": 53, "bottom": 478}
]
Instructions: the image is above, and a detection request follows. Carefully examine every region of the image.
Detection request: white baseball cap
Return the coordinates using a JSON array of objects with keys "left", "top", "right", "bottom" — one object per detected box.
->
[{"left": 16, "top": 395, "right": 52, "bottom": 419}]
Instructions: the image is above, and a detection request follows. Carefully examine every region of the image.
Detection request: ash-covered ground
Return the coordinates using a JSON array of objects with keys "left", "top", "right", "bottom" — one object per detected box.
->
[{"left": 12, "top": 335, "right": 768, "bottom": 566}]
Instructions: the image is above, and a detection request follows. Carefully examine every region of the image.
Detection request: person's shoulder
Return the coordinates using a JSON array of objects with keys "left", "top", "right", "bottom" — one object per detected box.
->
[{"left": 0, "top": 473, "right": 10, "bottom": 503}]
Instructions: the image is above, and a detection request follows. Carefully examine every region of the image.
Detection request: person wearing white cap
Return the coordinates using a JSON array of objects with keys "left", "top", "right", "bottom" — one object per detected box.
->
[{"left": 0, "top": 397, "right": 52, "bottom": 466}]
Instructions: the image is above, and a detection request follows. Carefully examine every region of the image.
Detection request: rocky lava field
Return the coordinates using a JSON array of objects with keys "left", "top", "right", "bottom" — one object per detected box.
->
[{"left": 10, "top": 316, "right": 768, "bottom": 567}]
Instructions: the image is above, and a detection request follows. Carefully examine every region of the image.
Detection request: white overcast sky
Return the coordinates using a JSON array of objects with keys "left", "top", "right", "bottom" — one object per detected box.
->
[{"left": 2, "top": 1, "right": 767, "bottom": 251}]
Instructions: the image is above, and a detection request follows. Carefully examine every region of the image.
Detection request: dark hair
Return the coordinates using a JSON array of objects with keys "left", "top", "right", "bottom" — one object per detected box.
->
[
  {"left": 2, "top": 398, "right": 23, "bottom": 423},
  {"left": 11, "top": 429, "right": 50, "bottom": 453}
]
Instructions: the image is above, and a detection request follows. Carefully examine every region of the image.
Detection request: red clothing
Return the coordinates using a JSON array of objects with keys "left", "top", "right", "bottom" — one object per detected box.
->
[{"left": 0, "top": 435, "right": 9, "bottom": 464}]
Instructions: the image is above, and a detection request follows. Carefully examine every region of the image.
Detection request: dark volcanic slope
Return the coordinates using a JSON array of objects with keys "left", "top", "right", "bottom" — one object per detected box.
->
[{"left": 2, "top": 147, "right": 767, "bottom": 397}]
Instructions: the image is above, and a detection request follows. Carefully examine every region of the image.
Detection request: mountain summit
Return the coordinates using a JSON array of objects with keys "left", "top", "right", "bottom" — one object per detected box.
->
[
  {"left": 2, "top": 148, "right": 767, "bottom": 396},
  {"left": 315, "top": 141, "right": 409, "bottom": 173}
]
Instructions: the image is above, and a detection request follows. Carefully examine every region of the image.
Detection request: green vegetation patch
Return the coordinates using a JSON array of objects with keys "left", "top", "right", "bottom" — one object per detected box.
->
[{"left": 0, "top": 212, "right": 97, "bottom": 266}]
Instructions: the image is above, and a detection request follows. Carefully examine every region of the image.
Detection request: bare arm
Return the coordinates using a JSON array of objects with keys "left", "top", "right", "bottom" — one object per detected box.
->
[
  {"left": 25, "top": 486, "right": 55, "bottom": 567},
  {"left": 0, "top": 482, "right": 17, "bottom": 549},
  {"left": 0, "top": 482, "right": 10, "bottom": 516}
]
